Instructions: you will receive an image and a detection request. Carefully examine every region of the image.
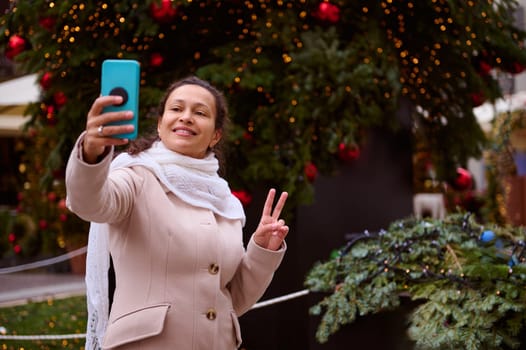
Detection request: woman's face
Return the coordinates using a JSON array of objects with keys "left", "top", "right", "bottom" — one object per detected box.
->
[{"left": 157, "top": 84, "right": 221, "bottom": 158}]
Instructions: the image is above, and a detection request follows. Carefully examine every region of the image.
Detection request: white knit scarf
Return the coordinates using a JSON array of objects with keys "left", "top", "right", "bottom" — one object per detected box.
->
[{"left": 84, "top": 141, "right": 245, "bottom": 349}]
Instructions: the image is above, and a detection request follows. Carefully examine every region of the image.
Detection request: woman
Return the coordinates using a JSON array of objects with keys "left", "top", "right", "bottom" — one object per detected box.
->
[{"left": 65, "top": 76, "right": 289, "bottom": 349}]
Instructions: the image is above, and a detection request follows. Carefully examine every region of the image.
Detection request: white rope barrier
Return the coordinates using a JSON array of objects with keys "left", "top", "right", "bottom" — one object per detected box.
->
[
  {"left": 250, "top": 288, "right": 310, "bottom": 310},
  {"left": 0, "top": 289, "right": 311, "bottom": 342},
  {"left": 0, "top": 333, "right": 86, "bottom": 340},
  {"left": 0, "top": 246, "right": 87, "bottom": 274}
]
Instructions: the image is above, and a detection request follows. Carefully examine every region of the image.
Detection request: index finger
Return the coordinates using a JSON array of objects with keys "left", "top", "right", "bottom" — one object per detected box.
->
[
  {"left": 271, "top": 191, "right": 288, "bottom": 219},
  {"left": 88, "top": 95, "right": 123, "bottom": 117}
]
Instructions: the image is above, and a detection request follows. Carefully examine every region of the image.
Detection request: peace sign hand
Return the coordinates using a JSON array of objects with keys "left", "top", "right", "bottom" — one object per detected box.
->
[{"left": 253, "top": 188, "right": 289, "bottom": 251}]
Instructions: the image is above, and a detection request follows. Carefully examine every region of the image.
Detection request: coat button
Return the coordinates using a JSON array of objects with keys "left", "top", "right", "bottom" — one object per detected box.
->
[
  {"left": 206, "top": 308, "right": 217, "bottom": 320},
  {"left": 208, "top": 263, "right": 219, "bottom": 275}
]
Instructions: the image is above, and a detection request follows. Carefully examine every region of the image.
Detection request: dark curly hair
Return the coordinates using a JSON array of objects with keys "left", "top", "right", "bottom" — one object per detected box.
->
[{"left": 125, "top": 76, "right": 230, "bottom": 174}]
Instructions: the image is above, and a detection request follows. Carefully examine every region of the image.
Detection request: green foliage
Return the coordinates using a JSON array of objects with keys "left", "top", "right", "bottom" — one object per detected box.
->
[
  {"left": 305, "top": 213, "right": 526, "bottom": 349},
  {"left": 0, "top": 295, "right": 87, "bottom": 349}
]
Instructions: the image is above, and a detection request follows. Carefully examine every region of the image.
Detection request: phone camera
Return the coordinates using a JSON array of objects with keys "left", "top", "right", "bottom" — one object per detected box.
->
[{"left": 109, "top": 87, "right": 128, "bottom": 106}]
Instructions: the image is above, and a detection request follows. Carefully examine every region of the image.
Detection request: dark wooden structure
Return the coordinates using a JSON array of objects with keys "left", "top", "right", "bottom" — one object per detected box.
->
[{"left": 240, "top": 124, "right": 415, "bottom": 350}]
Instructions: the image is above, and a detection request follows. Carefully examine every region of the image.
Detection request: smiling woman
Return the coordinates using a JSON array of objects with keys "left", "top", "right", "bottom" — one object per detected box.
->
[{"left": 65, "top": 75, "right": 289, "bottom": 349}]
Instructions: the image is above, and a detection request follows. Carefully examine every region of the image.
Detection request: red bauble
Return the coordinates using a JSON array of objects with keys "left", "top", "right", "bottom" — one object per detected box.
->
[
  {"left": 313, "top": 2, "right": 340, "bottom": 23},
  {"left": 46, "top": 105, "right": 57, "bottom": 125},
  {"left": 8, "top": 233, "right": 16, "bottom": 243},
  {"left": 40, "top": 72, "right": 52, "bottom": 90},
  {"left": 477, "top": 60, "right": 492, "bottom": 76},
  {"left": 150, "top": 52, "right": 164, "bottom": 67},
  {"left": 470, "top": 92, "right": 485, "bottom": 107},
  {"left": 13, "top": 245, "right": 22, "bottom": 254},
  {"left": 454, "top": 167, "right": 473, "bottom": 191},
  {"left": 38, "top": 219, "right": 48, "bottom": 230},
  {"left": 5, "top": 35, "right": 27, "bottom": 60},
  {"left": 304, "top": 162, "right": 318, "bottom": 182},
  {"left": 53, "top": 91, "right": 67, "bottom": 107},
  {"left": 57, "top": 198, "right": 67, "bottom": 210},
  {"left": 150, "top": 0, "right": 178, "bottom": 23},
  {"left": 47, "top": 192, "right": 57, "bottom": 202},
  {"left": 242, "top": 131, "right": 253, "bottom": 141},
  {"left": 338, "top": 143, "right": 360, "bottom": 162},
  {"left": 38, "top": 16, "right": 56, "bottom": 31},
  {"left": 510, "top": 62, "right": 526, "bottom": 74},
  {"left": 46, "top": 105, "right": 55, "bottom": 117},
  {"left": 232, "top": 190, "right": 253, "bottom": 207}
]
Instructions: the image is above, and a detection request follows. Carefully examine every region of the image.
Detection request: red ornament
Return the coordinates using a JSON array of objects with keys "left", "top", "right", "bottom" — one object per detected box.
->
[
  {"left": 510, "top": 62, "right": 526, "bottom": 74},
  {"left": 54, "top": 91, "right": 67, "bottom": 107},
  {"left": 232, "top": 190, "right": 253, "bottom": 207},
  {"left": 38, "top": 16, "right": 56, "bottom": 31},
  {"left": 8, "top": 233, "right": 16, "bottom": 243},
  {"left": 38, "top": 219, "right": 48, "bottom": 230},
  {"left": 304, "top": 162, "right": 318, "bottom": 182},
  {"left": 59, "top": 213, "right": 68, "bottom": 222},
  {"left": 150, "top": 0, "right": 178, "bottom": 23},
  {"left": 470, "top": 92, "right": 485, "bottom": 107},
  {"left": 242, "top": 131, "right": 253, "bottom": 141},
  {"left": 57, "top": 198, "right": 67, "bottom": 210},
  {"left": 13, "top": 245, "right": 22, "bottom": 254},
  {"left": 477, "top": 60, "right": 492, "bottom": 76},
  {"left": 5, "top": 35, "right": 27, "bottom": 60},
  {"left": 46, "top": 105, "right": 56, "bottom": 125},
  {"left": 40, "top": 72, "right": 52, "bottom": 90},
  {"left": 150, "top": 52, "right": 164, "bottom": 67},
  {"left": 47, "top": 192, "right": 57, "bottom": 202},
  {"left": 313, "top": 2, "right": 340, "bottom": 23},
  {"left": 338, "top": 143, "right": 360, "bottom": 162},
  {"left": 454, "top": 167, "right": 473, "bottom": 191}
]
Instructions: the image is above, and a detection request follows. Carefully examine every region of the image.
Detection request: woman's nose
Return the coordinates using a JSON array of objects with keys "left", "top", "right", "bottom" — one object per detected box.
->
[{"left": 178, "top": 110, "right": 193, "bottom": 122}]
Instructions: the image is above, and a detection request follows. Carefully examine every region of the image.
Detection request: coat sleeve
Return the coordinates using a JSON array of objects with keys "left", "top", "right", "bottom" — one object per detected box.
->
[
  {"left": 65, "top": 132, "right": 142, "bottom": 224},
  {"left": 229, "top": 236, "right": 286, "bottom": 316}
]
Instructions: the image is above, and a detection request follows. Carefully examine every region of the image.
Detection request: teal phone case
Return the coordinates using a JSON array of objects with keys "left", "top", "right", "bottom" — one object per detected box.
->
[{"left": 101, "top": 59, "right": 140, "bottom": 139}]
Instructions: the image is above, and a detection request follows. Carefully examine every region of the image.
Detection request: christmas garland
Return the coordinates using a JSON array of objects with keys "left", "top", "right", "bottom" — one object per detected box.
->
[{"left": 305, "top": 212, "right": 526, "bottom": 350}]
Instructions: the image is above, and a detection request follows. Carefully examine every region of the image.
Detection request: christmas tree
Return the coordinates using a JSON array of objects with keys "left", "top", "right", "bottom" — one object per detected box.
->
[{"left": 2, "top": 0, "right": 526, "bottom": 256}]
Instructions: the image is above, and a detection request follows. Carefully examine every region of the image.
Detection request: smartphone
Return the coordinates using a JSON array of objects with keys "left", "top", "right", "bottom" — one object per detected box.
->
[{"left": 101, "top": 59, "right": 140, "bottom": 139}]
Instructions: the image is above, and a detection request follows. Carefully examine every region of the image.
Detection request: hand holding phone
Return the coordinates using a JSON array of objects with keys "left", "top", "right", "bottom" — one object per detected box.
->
[{"left": 101, "top": 59, "right": 140, "bottom": 139}]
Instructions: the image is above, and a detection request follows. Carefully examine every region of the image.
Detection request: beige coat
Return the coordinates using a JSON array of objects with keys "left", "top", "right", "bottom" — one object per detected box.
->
[{"left": 65, "top": 138, "right": 286, "bottom": 349}]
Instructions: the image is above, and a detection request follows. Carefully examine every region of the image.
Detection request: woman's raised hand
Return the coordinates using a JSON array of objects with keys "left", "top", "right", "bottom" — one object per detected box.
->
[
  {"left": 253, "top": 188, "right": 289, "bottom": 251},
  {"left": 82, "top": 95, "right": 134, "bottom": 163}
]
